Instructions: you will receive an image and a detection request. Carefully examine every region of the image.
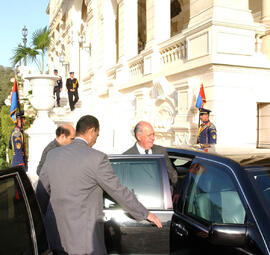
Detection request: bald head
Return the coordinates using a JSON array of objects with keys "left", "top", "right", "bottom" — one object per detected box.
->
[
  {"left": 56, "top": 124, "right": 75, "bottom": 146},
  {"left": 134, "top": 121, "right": 155, "bottom": 150}
]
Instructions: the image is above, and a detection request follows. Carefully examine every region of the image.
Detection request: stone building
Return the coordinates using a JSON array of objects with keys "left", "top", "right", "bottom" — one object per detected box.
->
[{"left": 46, "top": 0, "right": 270, "bottom": 154}]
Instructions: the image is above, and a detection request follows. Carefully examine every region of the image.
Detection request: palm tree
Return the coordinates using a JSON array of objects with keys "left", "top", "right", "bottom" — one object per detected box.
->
[{"left": 11, "top": 26, "right": 50, "bottom": 74}]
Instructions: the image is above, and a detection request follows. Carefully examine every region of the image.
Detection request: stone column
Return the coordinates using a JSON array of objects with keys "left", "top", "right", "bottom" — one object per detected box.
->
[
  {"left": 154, "top": 0, "right": 170, "bottom": 44},
  {"left": 188, "top": 0, "right": 251, "bottom": 27},
  {"left": 261, "top": 0, "right": 270, "bottom": 60},
  {"left": 103, "top": 0, "right": 117, "bottom": 68},
  {"left": 69, "top": 5, "right": 81, "bottom": 78},
  {"left": 124, "top": 0, "right": 138, "bottom": 59}
]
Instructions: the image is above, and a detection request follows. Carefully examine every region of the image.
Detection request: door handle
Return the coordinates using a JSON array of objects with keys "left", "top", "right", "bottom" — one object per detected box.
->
[{"left": 173, "top": 222, "right": 188, "bottom": 237}]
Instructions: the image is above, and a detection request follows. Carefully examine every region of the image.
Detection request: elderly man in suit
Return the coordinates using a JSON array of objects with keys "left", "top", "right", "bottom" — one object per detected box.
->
[
  {"left": 36, "top": 115, "right": 162, "bottom": 255},
  {"left": 123, "top": 121, "right": 179, "bottom": 202}
]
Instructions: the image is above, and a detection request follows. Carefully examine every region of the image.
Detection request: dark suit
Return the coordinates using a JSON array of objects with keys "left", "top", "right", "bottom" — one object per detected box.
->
[
  {"left": 66, "top": 78, "right": 79, "bottom": 110},
  {"left": 123, "top": 143, "right": 178, "bottom": 186},
  {"left": 36, "top": 138, "right": 148, "bottom": 255},
  {"left": 54, "top": 77, "right": 62, "bottom": 107},
  {"left": 36, "top": 139, "right": 60, "bottom": 176}
]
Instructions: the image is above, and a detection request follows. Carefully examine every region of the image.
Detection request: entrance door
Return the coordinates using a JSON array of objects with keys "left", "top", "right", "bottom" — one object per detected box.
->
[{"left": 257, "top": 103, "right": 270, "bottom": 148}]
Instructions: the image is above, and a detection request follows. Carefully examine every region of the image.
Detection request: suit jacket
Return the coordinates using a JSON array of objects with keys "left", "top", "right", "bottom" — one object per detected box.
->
[
  {"left": 123, "top": 143, "right": 178, "bottom": 186},
  {"left": 66, "top": 78, "right": 79, "bottom": 92},
  {"left": 36, "top": 139, "right": 60, "bottom": 176},
  {"left": 36, "top": 138, "right": 148, "bottom": 255}
]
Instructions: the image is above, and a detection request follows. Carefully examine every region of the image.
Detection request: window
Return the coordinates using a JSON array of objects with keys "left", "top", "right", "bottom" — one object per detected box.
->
[
  {"left": 0, "top": 176, "right": 34, "bottom": 254},
  {"left": 184, "top": 163, "right": 246, "bottom": 224},
  {"left": 105, "top": 158, "right": 164, "bottom": 209}
]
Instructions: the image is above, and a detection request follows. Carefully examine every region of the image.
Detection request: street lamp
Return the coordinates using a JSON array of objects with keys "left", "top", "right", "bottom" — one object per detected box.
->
[{"left": 22, "top": 25, "right": 28, "bottom": 66}]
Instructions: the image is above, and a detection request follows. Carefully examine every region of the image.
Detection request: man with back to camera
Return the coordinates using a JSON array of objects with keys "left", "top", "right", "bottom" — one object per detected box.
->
[
  {"left": 36, "top": 124, "right": 75, "bottom": 176},
  {"left": 36, "top": 115, "right": 162, "bottom": 255},
  {"left": 123, "top": 121, "right": 180, "bottom": 203},
  {"left": 197, "top": 108, "right": 217, "bottom": 152},
  {"left": 66, "top": 71, "right": 79, "bottom": 111}
]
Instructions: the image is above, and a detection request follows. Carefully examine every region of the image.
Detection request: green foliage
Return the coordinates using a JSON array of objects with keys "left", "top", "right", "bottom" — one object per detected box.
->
[
  {"left": 0, "top": 105, "right": 32, "bottom": 170},
  {"left": 11, "top": 26, "right": 50, "bottom": 74},
  {"left": 0, "top": 106, "right": 14, "bottom": 169},
  {"left": 0, "top": 65, "right": 14, "bottom": 106}
]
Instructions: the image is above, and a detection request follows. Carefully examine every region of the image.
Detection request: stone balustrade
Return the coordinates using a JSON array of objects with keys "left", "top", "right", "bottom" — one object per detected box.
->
[{"left": 129, "top": 56, "right": 144, "bottom": 79}]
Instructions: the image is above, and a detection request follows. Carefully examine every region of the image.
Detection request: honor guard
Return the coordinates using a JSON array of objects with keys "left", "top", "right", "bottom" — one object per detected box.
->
[
  {"left": 66, "top": 71, "right": 79, "bottom": 111},
  {"left": 9, "top": 111, "right": 27, "bottom": 169},
  {"left": 197, "top": 108, "right": 217, "bottom": 152},
  {"left": 53, "top": 69, "right": 63, "bottom": 107}
]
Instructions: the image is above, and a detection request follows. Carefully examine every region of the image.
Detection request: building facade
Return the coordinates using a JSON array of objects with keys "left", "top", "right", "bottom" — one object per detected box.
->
[{"left": 46, "top": 0, "right": 270, "bottom": 154}]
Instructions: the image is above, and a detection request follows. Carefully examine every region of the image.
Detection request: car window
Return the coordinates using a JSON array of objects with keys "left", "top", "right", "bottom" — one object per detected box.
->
[
  {"left": 184, "top": 162, "right": 246, "bottom": 225},
  {"left": 105, "top": 158, "right": 164, "bottom": 209},
  {"left": 249, "top": 169, "right": 270, "bottom": 211},
  {"left": 0, "top": 175, "right": 34, "bottom": 254}
]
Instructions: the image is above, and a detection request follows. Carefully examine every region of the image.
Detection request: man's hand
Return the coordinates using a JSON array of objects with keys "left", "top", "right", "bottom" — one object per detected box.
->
[{"left": 147, "top": 212, "right": 162, "bottom": 228}]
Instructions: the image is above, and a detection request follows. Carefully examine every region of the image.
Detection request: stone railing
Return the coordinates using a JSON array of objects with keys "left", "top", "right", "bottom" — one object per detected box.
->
[
  {"left": 129, "top": 56, "right": 144, "bottom": 79},
  {"left": 159, "top": 34, "right": 186, "bottom": 66},
  {"left": 126, "top": 33, "right": 187, "bottom": 81}
]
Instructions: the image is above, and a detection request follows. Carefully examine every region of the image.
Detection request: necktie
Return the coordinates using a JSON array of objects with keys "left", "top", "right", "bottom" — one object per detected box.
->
[{"left": 145, "top": 150, "right": 149, "bottom": 154}]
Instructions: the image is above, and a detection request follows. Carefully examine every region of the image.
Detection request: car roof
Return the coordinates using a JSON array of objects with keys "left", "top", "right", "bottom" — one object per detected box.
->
[{"left": 167, "top": 147, "right": 270, "bottom": 168}]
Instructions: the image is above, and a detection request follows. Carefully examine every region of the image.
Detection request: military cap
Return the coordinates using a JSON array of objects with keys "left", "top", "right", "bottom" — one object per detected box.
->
[
  {"left": 69, "top": 71, "right": 74, "bottom": 74},
  {"left": 199, "top": 108, "right": 211, "bottom": 115}
]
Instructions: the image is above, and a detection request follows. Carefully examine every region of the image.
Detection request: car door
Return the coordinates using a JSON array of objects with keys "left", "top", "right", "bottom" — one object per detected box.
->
[
  {"left": 104, "top": 155, "right": 173, "bottom": 254},
  {"left": 170, "top": 158, "right": 263, "bottom": 255},
  {"left": 0, "top": 166, "right": 51, "bottom": 255}
]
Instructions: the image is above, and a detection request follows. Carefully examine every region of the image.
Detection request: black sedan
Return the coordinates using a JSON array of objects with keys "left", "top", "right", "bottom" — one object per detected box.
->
[
  {"left": 0, "top": 149, "right": 269, "bottom": 254},
  {"left": 168, "top": 148, "right": 270, "bottom": 255}
]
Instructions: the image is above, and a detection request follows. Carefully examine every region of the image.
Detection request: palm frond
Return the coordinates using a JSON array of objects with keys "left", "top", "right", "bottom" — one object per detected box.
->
[
  {"left": 10, "top": 46, "right": 39, "bottom": 66},
  {"left": 11, "top": 26, "right": 50, "bottom": 73},
  {"left": 32, "top": 26, "right": 50, "bottom": 52}
]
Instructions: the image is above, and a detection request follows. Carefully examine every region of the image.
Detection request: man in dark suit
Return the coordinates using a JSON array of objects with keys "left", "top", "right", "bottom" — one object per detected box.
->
[
  {"left": 36, "top": 124, "right": 75, "bottom": 176},
  {"left": 123, "top": 121, "right": 179, "bottom": 202},
  {"left": 36, "top": 115, "right": 162, "bottom": 255},
  {"left": 53, "top": 69, "right": 62, "bottom": 107},
  {"left": 66, "top": 71, "right": 79, "bottom": 111}
]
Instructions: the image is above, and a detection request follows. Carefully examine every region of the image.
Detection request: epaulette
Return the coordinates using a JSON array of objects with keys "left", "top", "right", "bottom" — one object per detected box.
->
[{"left": 209, "top": 122, "right": 216, "bottom": 130}]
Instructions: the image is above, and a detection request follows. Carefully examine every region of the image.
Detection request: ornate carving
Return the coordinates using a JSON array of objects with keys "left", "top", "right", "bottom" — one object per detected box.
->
[{"left": 150, "top": 77, "right": 177, "bottom": 130}]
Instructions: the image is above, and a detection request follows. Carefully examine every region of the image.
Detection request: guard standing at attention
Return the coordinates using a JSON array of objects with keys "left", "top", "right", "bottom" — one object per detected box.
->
[
  {"left": 66, "top": 71, "right": 79, "bottom": 111},
  {"left": 9, "top": 111, "right": 27, "bottom": 170},
  {"left": 197, "top": 108, "right": 217, "bottom": 152},
  {"left": 53, "top": 69, "right": 62, "bottom": 107}
]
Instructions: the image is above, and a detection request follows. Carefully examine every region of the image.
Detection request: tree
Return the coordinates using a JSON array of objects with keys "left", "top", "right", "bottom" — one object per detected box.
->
[
  {"left": 0, "top": 65, "right": 14, "bottom": 106},
  {"left": 11, "top": 26, "right": 50, "bottom": 74}
]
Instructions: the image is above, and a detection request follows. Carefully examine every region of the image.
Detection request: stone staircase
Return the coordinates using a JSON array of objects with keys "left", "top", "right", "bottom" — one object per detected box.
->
[{"left": 50, "top": 90, "right": 83, "bottom": 126}]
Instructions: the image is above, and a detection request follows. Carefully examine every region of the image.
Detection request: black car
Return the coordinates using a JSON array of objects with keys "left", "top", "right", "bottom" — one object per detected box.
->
[
  {"left": 0, "top": 166, "right": 51, "bottom": 255},
  {"left": 168, "top": 148, "right": 270, "bottom": 255},
  {"left": 1, "top": 150, "right": 270, "bottom": 255}
]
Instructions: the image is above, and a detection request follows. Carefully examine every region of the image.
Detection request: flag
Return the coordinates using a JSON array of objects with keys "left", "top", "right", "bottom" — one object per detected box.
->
[
  {"left": 9, "top": 78, "right": 19, "bottom": 123},
  {"left": 195, "top": 83, "right": 206, "bottom": 109}
]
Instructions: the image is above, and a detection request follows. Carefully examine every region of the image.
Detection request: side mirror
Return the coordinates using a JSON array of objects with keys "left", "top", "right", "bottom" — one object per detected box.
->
[{"left": 208, "top": 223, "right": 248, "bottom": 247}]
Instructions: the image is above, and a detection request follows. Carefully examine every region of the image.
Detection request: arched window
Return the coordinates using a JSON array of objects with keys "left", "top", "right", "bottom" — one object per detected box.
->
[{"left": 171, "top": 0, "right": 186, "bottom": 37}]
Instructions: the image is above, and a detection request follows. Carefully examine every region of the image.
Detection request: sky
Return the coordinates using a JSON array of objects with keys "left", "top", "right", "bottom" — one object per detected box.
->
[{"left": 0, "top": 0, "right": 49, "bottom": 69}]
